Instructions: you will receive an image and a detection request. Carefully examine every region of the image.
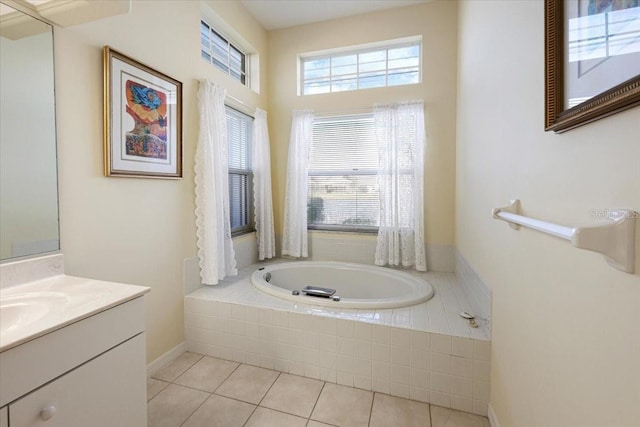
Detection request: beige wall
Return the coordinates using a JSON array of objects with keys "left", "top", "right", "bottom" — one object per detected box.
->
[
  {"left": 55, "top": 0, "right": 267, "bottom": 362},
  {"left": 456, "top": 1, "right": 640, "bottom": 426},
  {"left": 267, "top": 1, "right": 458, "bottom": 248}
]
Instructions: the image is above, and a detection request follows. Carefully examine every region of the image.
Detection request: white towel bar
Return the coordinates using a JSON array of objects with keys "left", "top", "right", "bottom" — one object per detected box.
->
[{"left": 492, "top": 200, "right": 637, "bottom": 274}]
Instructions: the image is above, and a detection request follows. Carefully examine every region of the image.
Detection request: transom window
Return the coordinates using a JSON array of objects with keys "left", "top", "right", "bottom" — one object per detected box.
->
[
  {"left": 301, "top": 39, "right": 421, "bottom": 95},
  {"left": 307, "top": 114, "right": 380, "bottom": 232},
  {"left": 201, "top": 20, "right": 247, "bottom": 85},
  {"left": 226, "top": 107, "right": 253, "bottom": 234}
]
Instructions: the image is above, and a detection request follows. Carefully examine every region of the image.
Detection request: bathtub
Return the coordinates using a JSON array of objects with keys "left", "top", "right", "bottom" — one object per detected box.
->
[{"left": 250, "top": 261, "right": 434, "bottom": 309}]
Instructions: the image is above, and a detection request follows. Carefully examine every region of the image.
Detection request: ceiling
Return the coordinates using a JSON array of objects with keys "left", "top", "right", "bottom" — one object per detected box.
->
[
  {"left": 240, "top": 0, "right": 431, "bottom": 30},
  {"left": 0, "top": 0, "right": 51, "bottom": 16}
]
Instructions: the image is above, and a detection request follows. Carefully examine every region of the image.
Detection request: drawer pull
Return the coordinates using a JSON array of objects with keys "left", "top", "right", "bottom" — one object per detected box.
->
[{"left": 40, "top": 405, "right": 56, "bottom": 421}]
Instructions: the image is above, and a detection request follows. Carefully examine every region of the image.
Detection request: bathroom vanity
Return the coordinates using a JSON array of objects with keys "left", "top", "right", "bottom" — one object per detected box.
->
[
  {"left": 0, "top": 255, "right": 150, "bottom": 426},
  {"left": 1, "top": 5, "right": 150, "bottom": 425}
]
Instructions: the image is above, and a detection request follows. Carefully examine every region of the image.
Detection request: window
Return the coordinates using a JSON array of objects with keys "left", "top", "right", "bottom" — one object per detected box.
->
[
  {"left": 226, "top": 107, "right": 253, "bottom": 234},
  {"left": 301, "top": 38, "right": 421, "bottom": 95},
  {"left": 307, "top": 115, "right": 380, "bottom": 232},
  {"left": 201, "top": 20, "right": 247, "bottom": 85}
]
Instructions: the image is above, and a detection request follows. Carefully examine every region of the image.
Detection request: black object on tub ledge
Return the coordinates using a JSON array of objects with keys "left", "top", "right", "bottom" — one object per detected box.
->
[{"left": 301, "top": 285, "right": 336, "bottom": 298}]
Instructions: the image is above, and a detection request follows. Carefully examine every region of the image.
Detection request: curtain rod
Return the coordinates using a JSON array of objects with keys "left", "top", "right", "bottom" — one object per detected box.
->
[
  {"left": 226, "top": 94, "right": 251, "bottom": 109},
  {"left": 225, "top": 94, "right": 258, "bottom": 118},
  {"left": 315, "top": 100, "right": 424, "bottom": 117}
]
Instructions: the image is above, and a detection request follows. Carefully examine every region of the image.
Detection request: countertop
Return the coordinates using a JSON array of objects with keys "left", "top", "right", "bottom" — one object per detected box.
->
[{"left": 0, "top": 274, "right": 150, "bottom": 352}]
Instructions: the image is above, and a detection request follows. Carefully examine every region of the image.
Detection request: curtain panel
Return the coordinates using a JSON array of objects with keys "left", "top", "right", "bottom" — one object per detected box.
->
[
  {"left": 194, "top": 80, "right": 237, "bottom": 284},
  {"left": 282, "top": 110, "right": 315, "bottom": 258},
  {"left": 374, "top": 101, "right": 427, "bottom": 271},
  {"left": 252, "top": 108, "right": 276, "bottom": 260}
]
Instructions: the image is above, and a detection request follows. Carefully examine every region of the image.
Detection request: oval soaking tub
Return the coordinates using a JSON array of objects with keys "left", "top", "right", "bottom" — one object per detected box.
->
[{"left": 250, "top": 261, "right": 434, "bottom": 309}]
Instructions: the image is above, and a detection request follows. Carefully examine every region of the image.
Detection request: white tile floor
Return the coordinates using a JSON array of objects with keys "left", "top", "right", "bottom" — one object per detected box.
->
[
  {"left": 187, "top": 261, "right": 490, "bottom": 341},
  {"left": 148, "top": 352, "right": 490, "bottom": 427}
]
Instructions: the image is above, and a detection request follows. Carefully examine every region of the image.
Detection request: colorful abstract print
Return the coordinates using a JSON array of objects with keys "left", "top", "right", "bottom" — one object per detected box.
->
[{"left": 125, "top": 80, "right": 168, "bottom": 160}]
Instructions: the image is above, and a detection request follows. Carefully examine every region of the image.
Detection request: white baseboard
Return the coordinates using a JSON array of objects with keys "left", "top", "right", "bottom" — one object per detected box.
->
[
  {"left": 146, "top": 341, "right": 186, "bottom": 378},
  {"left": 488, "top": 402, "right": 500, "bottom": 427}
]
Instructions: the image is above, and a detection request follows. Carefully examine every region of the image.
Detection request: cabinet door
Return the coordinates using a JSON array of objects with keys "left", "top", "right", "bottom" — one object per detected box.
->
[
  {"left": 9, "top": 333, "right": 146, "bottom": 427},
  {"left": 0, "top": 406, "right": 7, "bottom": 427}
]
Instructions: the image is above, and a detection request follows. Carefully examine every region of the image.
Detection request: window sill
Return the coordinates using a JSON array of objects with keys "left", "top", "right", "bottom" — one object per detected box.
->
[
  {"left": 308, "top": 226, "right": 378, "bottom": 235},
  {"left": 231, "top": 229, "right": 256, "bottom": 239}
]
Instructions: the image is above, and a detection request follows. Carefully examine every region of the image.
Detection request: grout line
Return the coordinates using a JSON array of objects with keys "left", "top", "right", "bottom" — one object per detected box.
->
[
  {"left": 168, "top": 382, "right": 217, "bottom": 395},
  {"left": 150, "top": 352, "right": 204, "bottom": 382},
  {"left": 256, "top": 369, "right": 282, "bottom": 407},
  {"left": 211, "top": 360, "right": 242, "bottom": 394},
  {"left": 308, "top": 417, "right": 340, "bottom": 427},
  {"left": 169, "top": 354, "right": 228, "bottom": 427},
  {"left": 368, "top": 392, "right": 377, "bottom": 426},
  {"left": 307, "top": 381, "right": 327, "bottom": 423},
  {"left": 178, "top": 392, "right": 213, "bottom": 427},
  {"left": 169, "top": 357, "right": 247, "bottom": 426},
  {"left": 211, "top": 391, "right": 262, "bottom": 407},
  {"left": 146, "top": 378, "right": 171, "bottom": 403},
  {"left": 236, "top": 364, "right": 279, "bottom": 427},
  {"left": 247, "top": 405, "right": 309, "bottom": 422},
  {"left": 151, "top": 353, "right": 491, "bottom": 426},
  {"left": 242, "top": 405, "right": 259, "bottom": 427}
]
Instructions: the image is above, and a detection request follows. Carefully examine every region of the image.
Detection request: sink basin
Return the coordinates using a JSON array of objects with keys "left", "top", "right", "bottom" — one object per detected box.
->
[
  {"left": 0, "top": 292, "right": 66, "bottom": 335},
  {"left": 0, "top": 273, "right": 150, "bottom": 352}
]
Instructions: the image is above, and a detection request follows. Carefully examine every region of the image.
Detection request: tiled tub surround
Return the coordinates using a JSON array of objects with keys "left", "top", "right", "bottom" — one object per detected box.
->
[
  {"left": 455, "top": 250, "right": 491, "bottom": 326},
  {"left": 184, "top": 262, "right": 491, "bottom": 416},
  {"left": 305, "top": 231, "right": 456, "bottom": 273}
]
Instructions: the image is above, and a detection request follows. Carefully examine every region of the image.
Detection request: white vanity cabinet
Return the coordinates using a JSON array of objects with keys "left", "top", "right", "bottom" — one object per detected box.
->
[
  {"left": 9, "top": 334, "right": 145, "bottom": 426},
  {"left": 0, "top": 296, "right": 148, "bottom": 427}
]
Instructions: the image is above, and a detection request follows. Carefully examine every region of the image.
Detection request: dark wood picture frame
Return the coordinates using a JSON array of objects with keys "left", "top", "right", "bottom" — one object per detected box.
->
[{"left": 545, "top": 0, "right": 640, "bottom": 133}]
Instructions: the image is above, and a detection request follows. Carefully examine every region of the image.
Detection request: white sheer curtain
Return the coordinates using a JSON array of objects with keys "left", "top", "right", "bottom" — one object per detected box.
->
[
  {"left": 374, "top": 101, "right": 427, "bottom": 271},
  {"left": 282, "top": 110, "right": 314, "bottom": 258},
  {"left": 252, "top": 108, "right": 275, "bottom": 260},
  {"left": 194, "top": 79, "right": 237, "bottom": 284}
]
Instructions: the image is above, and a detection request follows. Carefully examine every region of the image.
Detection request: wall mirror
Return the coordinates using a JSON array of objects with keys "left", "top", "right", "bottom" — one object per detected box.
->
[{"left": 0, "top": 2, "right": 59, "bottom": 261}]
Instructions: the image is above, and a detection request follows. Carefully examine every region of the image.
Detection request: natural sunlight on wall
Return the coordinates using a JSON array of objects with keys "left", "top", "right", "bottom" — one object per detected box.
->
[{"left": 456, "top": 1, "right": 640, "bottom": 426}]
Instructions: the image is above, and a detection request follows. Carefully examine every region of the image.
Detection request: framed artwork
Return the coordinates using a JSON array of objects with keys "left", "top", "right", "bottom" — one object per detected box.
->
[
  {"left": 103, "top": 46, "right": 182, "bottom": 178},
  {"left": 545, "top": 0, "right": 640, "bottom": 132}
]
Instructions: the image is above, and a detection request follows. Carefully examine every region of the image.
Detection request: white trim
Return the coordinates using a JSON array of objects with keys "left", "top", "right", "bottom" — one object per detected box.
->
[
  {"left": 146, "top": 341, "right": 186, "bottom": 378},
  {"left": 201, "top": 3, "right": 255, "bottom": 56},
  {"left": 488, "top": 402, "right": 500, "bottom": 427},
  {"left": 201, "top": 2, "right": 260, "bottom": 92},
  {"left": 299, "top": 35, "right": 422, "bottom": 59}
]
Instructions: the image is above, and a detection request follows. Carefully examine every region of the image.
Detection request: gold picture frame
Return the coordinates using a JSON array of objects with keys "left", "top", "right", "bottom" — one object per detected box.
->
[
  {"left": 545, "top": 0, "right": 640, "bottom": 133},
  {"left": 103, "top": 46, "right": 183, "bottom": 178}
]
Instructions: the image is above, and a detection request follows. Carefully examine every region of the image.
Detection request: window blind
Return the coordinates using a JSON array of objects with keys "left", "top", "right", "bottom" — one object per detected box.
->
[
  {"left": 308, "top": 114, "right": 380, "bottom": 231},
  {"left": 226, "top": 107, "right": 253, "bottom": 233}
]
